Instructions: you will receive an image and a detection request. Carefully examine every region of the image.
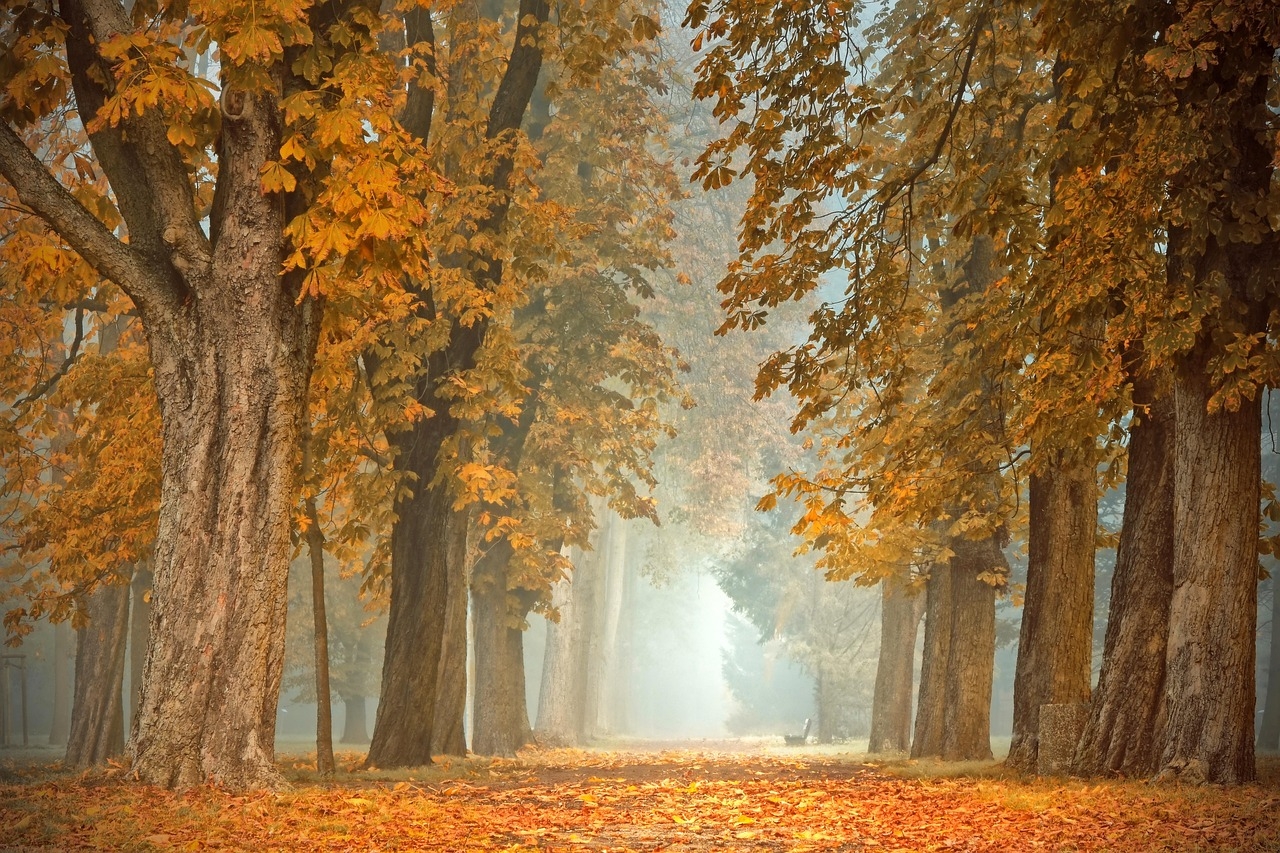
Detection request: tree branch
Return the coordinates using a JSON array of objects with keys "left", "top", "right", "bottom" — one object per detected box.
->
[
  {"left": 0, "top": 123, "right": 170, "bottom": 312},
  {"left": 14, "top": 308, "right": 87, "bottom": 410}
]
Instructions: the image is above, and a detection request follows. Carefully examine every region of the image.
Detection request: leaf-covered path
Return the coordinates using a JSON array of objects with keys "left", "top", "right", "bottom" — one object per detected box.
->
[{"left": 2, "top": 747, "right": 1277, "bottom": 851}]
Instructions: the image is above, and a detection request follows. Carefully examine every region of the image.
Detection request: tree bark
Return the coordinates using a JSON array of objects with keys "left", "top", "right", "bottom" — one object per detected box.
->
[
  {"left": 432, "top": 542, "right": 470, "bottom": 757},
  {"left": 1075, "top": 373, "right": 1174, "bottom": 777},
  {"left": 66, "top": 578, "right": 130, "bottom": 766},
  {"left": 49, "top": 618, "right": 72, "bottom": 747},
  {"left": 869, "top": 577, "right": 924, "bottom": 753},
  {"left": 1260, "top": 572, "right": 1280, "bottom": 751},
  {"left": 305, "top": 496, "right": 335, "bottom": 775},
  {"left": 1157, "top": 342, "right": 1260, "bottom": 783},
  {"left": 341, "top": 695, "right": 370, "bottom": 745},
  {"left": 1006, "top": 452, "right": 1096, "bottom": 772},
  {"left": 471, "top": 538, "right": 534, "bottom": 756},
  {"left": 536, "top": 553, "right": 590, "bottom": 745},
  {"left": 596, "top": 517, "right": 629, "bottom": 736},
  {"left": 911, "top": 563, "right": 950, "bottom": 758},
  {"left": 941, "top": 535, "right": 999, "bottom": 761},
  {"left": 128, "top": 562, "right": 152, "bottom": 732}
]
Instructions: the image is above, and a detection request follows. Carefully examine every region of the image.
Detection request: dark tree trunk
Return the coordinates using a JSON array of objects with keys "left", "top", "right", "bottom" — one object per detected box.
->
[
  {"left": 305, "top": 496, "right": 335, "bottom": 775},
  {"left": 368, "top": 414, "right": 466, "bottom": 768},
  {"left": 1006, "top": 453, "right": 1096, "bottom": 772},
  {"left": 128, "top": 562, "right": 152, "bottom": 731},
  {"left": 1260, "top": 573, "right": 1280, "bottom": 751},
  {"left": 432, "top": 548, "right": 470, "bottom": 757},
  {"left": 66, "top": 578, "right": 129, "bottom": 766},
  {"left": 1075, "top": 373, "right": 1174, "bottom": 777},
  {"left": 941, "top": 535, "right": 999, "bottom": 761},
  {"left": 1158, "top": 341, "right": 1260, "bottom": 783},
  {"left": 49, "top": 619, "right": 72, "bottom": 746},
  {"left": 341, "top": 695, "right": 370, "bottom": 745},
  {"left": 869, "top": 578, "right": 923, "bottom": 753},
  {"left": 911, "top": 563, "right": 950, "bottom": 758},
  {"left": 471, "top": 539, "right": 534, "bottom": 757}
]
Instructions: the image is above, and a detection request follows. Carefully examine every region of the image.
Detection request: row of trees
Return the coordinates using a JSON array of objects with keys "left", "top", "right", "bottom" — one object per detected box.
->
[
  {"left": 0, "top": 0, "right": 700, "bottom": 788},
  {"left": 687, "top": 0, "right": 1277, "bottom": 783}
]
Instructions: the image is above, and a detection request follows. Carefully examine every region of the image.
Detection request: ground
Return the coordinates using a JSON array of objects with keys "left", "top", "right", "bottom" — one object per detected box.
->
[{"left": 1, "top": 741, "right": 1277, "bottom": 851}]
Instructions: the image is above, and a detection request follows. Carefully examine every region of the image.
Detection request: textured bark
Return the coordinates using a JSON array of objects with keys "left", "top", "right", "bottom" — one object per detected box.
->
[
  {"left": 341, "top": 696, "right": 370, "bottom": 744},
  {"left": 128, "top": 563, "right": 152, "bottom": 730},
  {"left": 941, "top": 536, "right": 999, "bottom": 761},
  {"left": 869, "top": 579, "right": 924, "bottom": 753},
  {"left": 911, "top": 565, "right": 950, "bottom": 758},
  {"left": 471, "top": 539, "right": 534, "bottom": 757},
  {"left": 305, "top": 496, "right": 335, "bottom": 775},
  {"left": 367, "top": 413, "right": 464, "bottom": 768},
  {"left": 1075, "top": 375, "right": 1174, "bottom": 777},
  {"left": 432, "top": 540, "right": 470, "bottom": 757},
  {"left": 1158, "top": 343, "right": 1259, "bottom": 783},
  {"left": 66, "top": 579, "right": 129, "bottom": 766},
  {"left": 1006, "top": 453, "right": 1096, "bottom": 772},
  {"left": 1260, "top": 573, "right": 1280, "bottom": 752},
  {"left": 49, "top": 619, "right": 72, "bottom": 746}
]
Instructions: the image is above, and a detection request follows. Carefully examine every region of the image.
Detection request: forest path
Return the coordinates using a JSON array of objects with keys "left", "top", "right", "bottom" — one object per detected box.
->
[{"left": 2, "top": 747, "right": 1278, "bottom": 851}]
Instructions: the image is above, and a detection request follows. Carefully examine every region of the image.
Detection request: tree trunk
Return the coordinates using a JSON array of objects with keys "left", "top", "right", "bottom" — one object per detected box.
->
[
  {"left": 305, "top": 496, "right": 335, "bottom": 775},
  {"left": 1260, "top": 572, "right": 1279, "bottom": 751},
  {"left": 49, "top": 618, "right": 72, "bottom": 747},
  {"left": 815, "top": 665, "right": 838, "bottom": 744},
  {"left": 128, "top": 562, "right": 152, "bottom": 732},
  {"left": 596, "top": 516, "right": 628, "bottom": 735},
  {"left": 869, "top": 578, "right": 923, "bottom": 753},
  {"left": 1075, "top": 373, "right": 1174, "bottom": 777},
  {"left": 66, "top": 578, "right": 130, "bottom": 766},
  {"left": 941, "top": 534, "right": 999, "bottom": 761},
  {"left": 471, "top": 538, "right": 534, "bottom": 756},
  {"left": 1006, "top": 452, "right": 1096, "bottom": 772},
  {"left": 1157, "top": 342, "right": 1259, "bottom": 783},
  {"left": 432, "top": 537, "right": 470, "bottom": 757},
  {"left": 577, "top": 537, "right": 608, "bottom": 742},
  {"left": 341, "top": 695, "right": 370, "bottom": 745},
  {"left": 367, "top": 413, "right": 466, "bottom": 768},
  {"left": 911, "top": 563, "right": 950, "bottom": 758},
  {"left": 536, "top": 556, "right": 589, "bottom": 745}
]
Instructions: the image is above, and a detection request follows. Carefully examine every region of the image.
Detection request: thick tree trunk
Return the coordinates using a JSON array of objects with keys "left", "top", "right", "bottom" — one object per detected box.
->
[
  {"left": 471, "top": 539, "right": 534, "bottom": 757},
  {"left": 595, "top": 516, "right": 628, "bottom": 736},
  {"left": 49, "top": 619, "right": 72, "bottom": 746},
  {"left": 1157, "top": 344, "right": 1259, "bottom": 783},
  {"left": 1006, "top": 452, "right": 1096, "bottom": 772},
  {"left": 66, "top": 578, "right": 129, "bottom": 766},
  {"left": 305, "top": 497, "right": 335, "bottom": 775},
  {"left": 911, "top": 563, "right": 950, "bottom": 758},
  {"left": 432, "top": 546, "right": 470, "bottom": 757},
  {"left": 1075, "top": 375, "right": 1174, "bottom": 777},
  {"left": 341, "top": 695, "right": 370, "bottom": 744},
  {"left": 1260, "top": 573, "right": 1280, "bottom": 751},
  {"left": 941, "top": 535, "right": 999, "bottom": 761},
  {"left": 869, "top": 578, "right": 924, "bottom": 753},
  {"left": 128, "top": 563, "right": 151, "bottom": 731},
  {"left": 367, "top": 413, "right": 466, "bottom": 768}
]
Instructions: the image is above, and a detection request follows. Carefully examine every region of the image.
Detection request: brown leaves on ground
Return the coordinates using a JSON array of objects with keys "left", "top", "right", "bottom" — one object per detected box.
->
[{"left": 2, "top": 748, "right": 1277, "bottom": 851}]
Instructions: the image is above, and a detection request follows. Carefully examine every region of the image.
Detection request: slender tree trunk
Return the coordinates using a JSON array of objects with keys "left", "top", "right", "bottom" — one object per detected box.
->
[
  {"left": 1260, "top": 573, "right": 1280, "bottom": 751},
  {"left": 911, "top": 563, "right": 950, "bottom": 758},
  {"left": 471, "top": 539, "right": 534, "bottom": 756},
  {"left": 305, "top": 496, "right": 335, "bottom": 775},
  {"left": 49, "top": 619, "right": 72, "bottom": 747},
  {"left": 1158, "top": 341, "right": 1259, "bottom": 783},
  {"left": 596, "top": 517, "right": 628, "bottom": 735},
  {"left": 66, "top": 578, "right": 130, "bottom": 766},
  {"left": 1075, "top": 373, "right": 1174, "bottom": 777},
  {"left": 815, "top": 665, "right": 838, "bottom": 744},
  {"left": 341, "top": 695, "right": 370, "bottom": 745},
  {"left": 869, "top": 578, "right": 924, "bottom": 753},
  {"left": 941, "top": 535, "right": 999, "bottom": 761},
  {"left": 128, "top": 562, "right": 152, "bottom": 731},
  {"left": 577, "top": 538, "right": 608, "bottom": 742},
  {"left": 1006, "top": 452, "right": 1096, "bottom": 771}
]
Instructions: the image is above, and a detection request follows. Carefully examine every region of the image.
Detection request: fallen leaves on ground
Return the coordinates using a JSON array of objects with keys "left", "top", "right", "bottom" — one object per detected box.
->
[{"left": 2, "top": 748, "right": 1276, "bottom": 851}]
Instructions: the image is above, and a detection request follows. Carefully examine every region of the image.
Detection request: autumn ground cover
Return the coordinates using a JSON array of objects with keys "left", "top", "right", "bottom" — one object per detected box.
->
[{"left": 2, "top": 745, "right": 1277, "bottom": 852}]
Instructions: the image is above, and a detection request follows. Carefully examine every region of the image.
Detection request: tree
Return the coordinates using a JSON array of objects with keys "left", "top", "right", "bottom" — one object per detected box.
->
[{"left": 0, "top": 0, "right": 424, "bottom": 788}]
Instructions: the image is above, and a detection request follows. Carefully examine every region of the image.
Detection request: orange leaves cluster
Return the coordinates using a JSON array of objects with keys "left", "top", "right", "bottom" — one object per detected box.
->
[{"left": 3, "top": 750, "right": 1278, "bottom": 851}]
